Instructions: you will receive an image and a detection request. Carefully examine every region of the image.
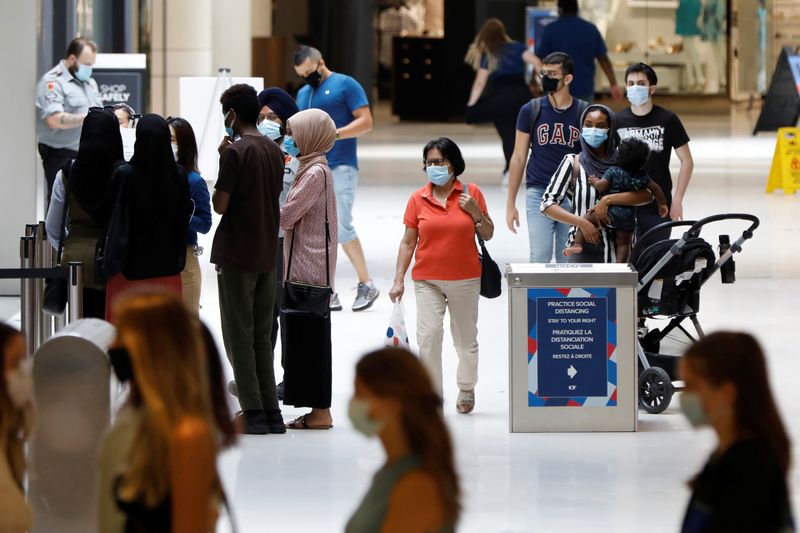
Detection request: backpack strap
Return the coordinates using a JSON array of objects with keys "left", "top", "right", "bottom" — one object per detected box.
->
[
  {"left": 527, "top": 96, "right": 544, "bottom": 140},
  {"left": 529, "top": 96, "right": 589, "bottom": 142},
  {"left": 575, "top": 98, "right": 589, "bottom": 124}
]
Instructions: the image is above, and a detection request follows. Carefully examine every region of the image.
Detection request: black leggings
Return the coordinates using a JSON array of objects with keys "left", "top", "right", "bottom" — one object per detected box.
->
[{"left": 465, "top": 76, "right": 531, "bottom": 173}]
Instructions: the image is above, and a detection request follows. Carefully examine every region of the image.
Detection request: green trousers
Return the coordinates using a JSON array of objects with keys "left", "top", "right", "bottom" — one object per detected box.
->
[{"left": 217, "top": 264, "right": 279, "bottom": 413}]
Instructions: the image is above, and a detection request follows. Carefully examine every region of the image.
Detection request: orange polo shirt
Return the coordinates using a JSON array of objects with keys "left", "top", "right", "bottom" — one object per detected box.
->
[{"left": 403, "top": 180, "right": 488, "bottom": 281}]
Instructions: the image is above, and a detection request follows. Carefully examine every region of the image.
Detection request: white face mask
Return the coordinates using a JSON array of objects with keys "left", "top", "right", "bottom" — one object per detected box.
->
[
  {"left": 347, "top": 397, "right": 384, "bottom": 437},
  {"left": 5, "top": 359, "right": 33, "bottom": 409},
  {"left": 171, "top": 143, "right": 179, "bottom": 162}
]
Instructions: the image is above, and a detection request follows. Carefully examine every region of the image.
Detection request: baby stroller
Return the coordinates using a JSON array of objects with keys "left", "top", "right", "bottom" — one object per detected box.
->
[{"left": 630, "top": 214, "right": 761, "bottom": 414}]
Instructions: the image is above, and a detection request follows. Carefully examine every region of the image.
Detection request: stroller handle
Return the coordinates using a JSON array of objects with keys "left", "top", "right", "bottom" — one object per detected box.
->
[
  {"left": 682, "top": 213, "right": 760, "bottom": 241},
  {"left": 634, "top": 220, "right": 698, "bottom": 256}
]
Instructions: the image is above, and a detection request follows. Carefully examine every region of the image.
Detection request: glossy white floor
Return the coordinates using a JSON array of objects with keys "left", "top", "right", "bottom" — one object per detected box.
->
[
  {"left": 7, "top": 109, "right": 800, "bottom": 532},
  {"left": 204, "top": 118, "right": 799, "bottom": 532}
]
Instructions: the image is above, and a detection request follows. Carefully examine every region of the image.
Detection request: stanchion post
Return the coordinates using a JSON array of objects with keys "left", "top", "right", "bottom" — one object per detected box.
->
[
  {"left": 36, "top": 221, "right": 49, "bottom": 347},
  {"left": 43, "top": 232, "right": 57, "bottom": 338},
  {"left": 68, "top": 262, "right": 83, "bottom": 324},
  {"left": 20, "top": 236, "right": 35, "bottom": 355},
  {"left": 26, "top": 224, "right": 42, "bottom": 352}
]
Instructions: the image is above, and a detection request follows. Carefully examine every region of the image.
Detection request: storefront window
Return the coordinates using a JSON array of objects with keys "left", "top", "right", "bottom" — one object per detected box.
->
[{"left": 585, "top": 0, "right": 728, "bottom": 94}]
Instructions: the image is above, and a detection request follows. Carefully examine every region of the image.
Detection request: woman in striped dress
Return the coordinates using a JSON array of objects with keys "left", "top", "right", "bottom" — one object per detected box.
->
[{"left": 540, "top": 104, "right": 652, "bottom": 263}]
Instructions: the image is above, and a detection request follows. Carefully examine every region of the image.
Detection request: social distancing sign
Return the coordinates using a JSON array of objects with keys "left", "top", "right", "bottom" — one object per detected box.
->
[{"left": 766, "top": 127, "right": 800, "bottom": 194}]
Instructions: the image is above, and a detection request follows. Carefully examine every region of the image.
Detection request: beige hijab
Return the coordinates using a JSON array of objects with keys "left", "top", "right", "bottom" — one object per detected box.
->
[{"left": 287, "top": 109, "right": 337, "bottom": 179}]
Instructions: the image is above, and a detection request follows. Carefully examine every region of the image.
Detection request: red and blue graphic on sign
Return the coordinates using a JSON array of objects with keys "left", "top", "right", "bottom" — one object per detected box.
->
[{"left": 527, "top": 287, "right": 617, "bottom": 408}]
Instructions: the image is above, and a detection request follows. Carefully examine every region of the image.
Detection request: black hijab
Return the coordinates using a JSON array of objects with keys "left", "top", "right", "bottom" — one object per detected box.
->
[
  {"left": 118, "top": 114, "right": 190, "bottom": 279},
  {"left": 577, "top": 104, "right": 619, "bottom": 179},
  {"left": 69, "top": 108, "right": 125, "bottom": 224}
]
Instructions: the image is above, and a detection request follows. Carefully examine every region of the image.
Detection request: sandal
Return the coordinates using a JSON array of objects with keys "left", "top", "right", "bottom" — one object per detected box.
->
[
  {"left": 286, "top": 414, "right": 333, "bottom": 430},
  {"left": 456, "top": 390, "right": 475, "bottom": 414}
]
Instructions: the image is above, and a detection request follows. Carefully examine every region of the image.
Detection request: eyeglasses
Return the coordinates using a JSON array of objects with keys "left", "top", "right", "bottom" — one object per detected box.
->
[
  {"left": 423, "top": 158, "right": 448, "bottom": 167},
  {"left": 538, "top": 70, "right": 563, "bottom": 79}
]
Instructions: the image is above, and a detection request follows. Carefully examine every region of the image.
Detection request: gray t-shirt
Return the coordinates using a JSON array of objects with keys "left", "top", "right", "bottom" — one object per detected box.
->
[{"left": 35, "top": 60, "right": 103, "bottom": 150}]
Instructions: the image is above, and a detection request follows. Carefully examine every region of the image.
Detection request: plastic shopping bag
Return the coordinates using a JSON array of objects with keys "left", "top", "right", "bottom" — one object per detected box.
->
[{"left": 384, "top": 301, "right": 410, "bottom": 349}]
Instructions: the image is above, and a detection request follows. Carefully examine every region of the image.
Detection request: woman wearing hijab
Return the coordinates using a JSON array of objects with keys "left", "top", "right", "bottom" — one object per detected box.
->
[
  {"left": 540, "top": 104, "right": 653, "bottom": 263},
  {"left": 46, "top": 107, "right": 126, "bottom": 318},
  {"left": 280, "top": 108, "right": 338, "bottom": 430},
  {"left": 102, "top": 114, "right": 191, "bottom": 321}
]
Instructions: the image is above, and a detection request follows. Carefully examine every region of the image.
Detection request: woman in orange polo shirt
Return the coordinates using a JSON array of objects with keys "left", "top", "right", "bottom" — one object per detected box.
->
[{"left": 389, "top": 137, "right": 494, "bottom": 414}]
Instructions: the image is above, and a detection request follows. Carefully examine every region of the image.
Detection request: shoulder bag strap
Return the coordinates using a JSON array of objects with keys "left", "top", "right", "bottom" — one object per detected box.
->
[
  {"left": 571, "top": 153, "right": 581, "bottom": 188},
  {"left": 285, "top": 165, "right": 331, "bottom": 288},
  {"left": 56, "top": 160, "right": 74, "bottom": 265},
  {"left": 468, "top": 183, "right": 486, "bottom": 246}
]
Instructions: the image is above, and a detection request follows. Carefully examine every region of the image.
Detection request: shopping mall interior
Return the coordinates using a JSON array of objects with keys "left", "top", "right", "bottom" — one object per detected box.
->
[{"left": 1, "top": 1, "right": 799, "bottom": 532}]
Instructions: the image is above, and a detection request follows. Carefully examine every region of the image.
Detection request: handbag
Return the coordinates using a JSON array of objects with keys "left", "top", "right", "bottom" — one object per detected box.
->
[
  {"left": 43, "top": 161, "right": 74, "bottom": 315},
  {"left": 467, "top": 183, "right": 502, "bottom": 299},
  {"left": 476, "top": 231, "right": 502, "bottom": 299},
  {"left": 281, "top": 168, "right": 333, "bottom": 319}
]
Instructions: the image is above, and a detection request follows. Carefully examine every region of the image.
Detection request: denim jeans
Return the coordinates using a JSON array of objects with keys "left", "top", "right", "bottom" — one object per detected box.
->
[
  {"left": 526, "top": 186, "right": 572, "bottom": 263},
  {"left": 332, "top": 165, "right": 359, "bottom": 244}
]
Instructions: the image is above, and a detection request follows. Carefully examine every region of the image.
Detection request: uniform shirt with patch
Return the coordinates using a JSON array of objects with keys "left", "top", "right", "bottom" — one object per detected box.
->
[
  {"left": 616, "top": 105, "right": 690, "bottom": 205},
  {"left": 35, "top": 60, "right": 103, "bottom": 150}
]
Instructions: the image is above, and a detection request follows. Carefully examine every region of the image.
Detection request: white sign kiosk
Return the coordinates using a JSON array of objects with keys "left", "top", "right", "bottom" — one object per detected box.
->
[{"left": 507, "top": 263, "right": 638, "bottom": 432}]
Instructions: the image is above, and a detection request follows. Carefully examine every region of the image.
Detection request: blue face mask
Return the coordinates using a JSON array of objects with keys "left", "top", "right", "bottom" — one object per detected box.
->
[
  {"left": 283, "top": 136, "right": 300, "bottom": 157},
  {"left": 581, "top": 127, "right": 609, "bottom": 149},
  {"left": 679, "top": 391, "right": 710, "bottom": 428},
  {"left": 75, "top": 64, "right": 93, "bottom": 82},
  {"left": 627, "top": 85, "right": 651, "bottom": 107},
  {"left": 224, "top": 110, "right": 235, "bottom": 139},
  {"left": 426, "top": 165, "right": 452, "bottom": 186},
  {"left": 258, "top": 119, "right": 283, "bottom": 141}
]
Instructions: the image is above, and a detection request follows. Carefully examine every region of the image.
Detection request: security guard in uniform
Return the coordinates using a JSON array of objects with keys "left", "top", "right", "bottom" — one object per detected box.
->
[{"left": 35, "top": 37, "right": 103, "bottom": 203}]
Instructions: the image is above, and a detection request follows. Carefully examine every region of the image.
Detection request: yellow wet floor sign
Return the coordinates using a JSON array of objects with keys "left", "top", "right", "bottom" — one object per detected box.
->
[{"left": 767, "top": 127, "right": 800, "bottom": 194}]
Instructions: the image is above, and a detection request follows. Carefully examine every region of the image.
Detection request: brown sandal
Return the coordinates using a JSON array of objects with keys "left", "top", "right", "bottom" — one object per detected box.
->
[{"left": 286, "top": 414, "right": 333, "bottom": 430}]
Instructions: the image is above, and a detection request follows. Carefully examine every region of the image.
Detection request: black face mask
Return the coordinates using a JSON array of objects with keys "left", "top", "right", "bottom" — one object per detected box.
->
[
  {"left": 108, "top": 346, "right": 133, "bottom": 383},
  {"left": 304, "top": 67, "right": 323, "bottom": 89},
  {"left": 541, "top": 75, "right": 562, "bottom": 94}
]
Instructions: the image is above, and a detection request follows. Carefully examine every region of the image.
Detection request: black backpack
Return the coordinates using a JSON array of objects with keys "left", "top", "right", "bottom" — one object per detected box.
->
[{"left": 528, "top": 96, "right": 589, "bottom": 140}]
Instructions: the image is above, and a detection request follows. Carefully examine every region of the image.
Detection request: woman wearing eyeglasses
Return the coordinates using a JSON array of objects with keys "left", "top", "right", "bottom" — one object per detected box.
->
[{"left": 388, "top": 138, "right": 494, "bottom": 415}]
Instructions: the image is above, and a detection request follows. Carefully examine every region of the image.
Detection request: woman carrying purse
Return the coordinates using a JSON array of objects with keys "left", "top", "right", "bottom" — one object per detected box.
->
[{"left": 279, "top": 109, "right": 338, "bottom": 430}]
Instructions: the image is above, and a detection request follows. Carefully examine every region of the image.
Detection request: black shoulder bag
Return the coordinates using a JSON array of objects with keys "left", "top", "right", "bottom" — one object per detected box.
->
[
  {"left": 281, "top": 168, "right": 333, "bottom": 319},
  {"left": 43, "top": 161, "right": 74, "bottom": 315},
  {"left": 468, "top": 183, "right": 502, "bottom": 299}
]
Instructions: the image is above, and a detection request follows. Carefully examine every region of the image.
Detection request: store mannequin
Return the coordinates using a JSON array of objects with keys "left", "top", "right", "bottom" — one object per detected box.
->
[
  {"left": 579, "top": 0, "right": 622, "bottom": 37},
  {"left": 701, "top": 0, "right": 726, "bottom": 91},
  {"left": 675, "top": 0, "right": 705, "bottom": 90}
]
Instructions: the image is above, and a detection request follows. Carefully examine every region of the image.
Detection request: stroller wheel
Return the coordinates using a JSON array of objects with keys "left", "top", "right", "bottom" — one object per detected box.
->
[{"left": 638, "top": 367, "right": 674, "bottom": 414}]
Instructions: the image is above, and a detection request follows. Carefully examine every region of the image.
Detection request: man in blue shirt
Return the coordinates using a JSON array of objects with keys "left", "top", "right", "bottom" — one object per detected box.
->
[
  {"left": 294, "top": 45, "right": 379, "bottom": 312},
  {"left": 534, "top": 0, "right": 622, "bottom": 102},
  {"left": 506, "top": 52, "right": 584, "bottom": 263}
]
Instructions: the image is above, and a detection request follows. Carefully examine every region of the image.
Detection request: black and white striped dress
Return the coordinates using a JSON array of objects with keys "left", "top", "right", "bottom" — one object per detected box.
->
[{"left": 539, "top": 153, "right": 617, "bottom": 263}]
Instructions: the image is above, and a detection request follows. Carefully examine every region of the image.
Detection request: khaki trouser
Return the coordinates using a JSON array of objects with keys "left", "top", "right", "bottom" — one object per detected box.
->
[
  {"left": 181, "top": 246, "right": 202, "bottom": 314},
  {"left": 413, "top": 278, "right": 480, "bottom": 395}
]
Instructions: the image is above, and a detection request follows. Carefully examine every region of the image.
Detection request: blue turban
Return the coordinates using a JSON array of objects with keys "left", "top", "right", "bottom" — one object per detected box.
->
[{"left": 257, "top": 88, "right": 299, "bottom": 124}]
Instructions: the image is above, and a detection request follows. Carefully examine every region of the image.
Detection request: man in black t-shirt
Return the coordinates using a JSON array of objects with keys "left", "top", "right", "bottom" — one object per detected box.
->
[
  {"left": 616, "top": 63, "right": 694, "bottom": 242},
  {"left": 211, "top": 84, "right": 286, "bottom": 436}
]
